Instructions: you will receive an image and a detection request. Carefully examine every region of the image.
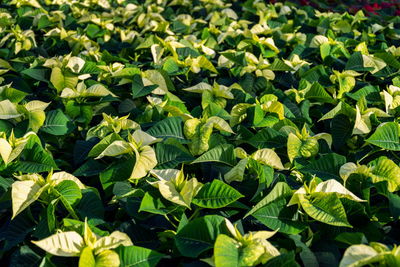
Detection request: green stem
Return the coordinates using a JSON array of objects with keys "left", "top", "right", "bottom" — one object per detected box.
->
[
  {"left": 188, "top": 207, "right": 202, "bottom": 221},
  {"left": 390, "top": 151, "right": 400, "bottom": 162},
  {"left": 357, "top": 148, "right": 383, "bottom": 164},
  {"left": 164, "top": 215, "right": 178, "bottom": 228}
]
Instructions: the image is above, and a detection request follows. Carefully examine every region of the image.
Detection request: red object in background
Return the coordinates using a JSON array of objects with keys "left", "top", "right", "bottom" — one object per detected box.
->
[{"left": 293, "top": 0, "right": 400, "bottom": 16}]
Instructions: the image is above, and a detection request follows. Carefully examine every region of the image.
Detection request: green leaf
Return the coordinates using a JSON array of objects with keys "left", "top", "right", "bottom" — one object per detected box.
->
[
  {"left": 369, "top": 157, "right": 400, "bottom": 192},
  {"left": 289, "top": 235, "right": 319, "bottom": 267},
  {"left": 155, "top": 143, "right": 194, "bottom": 169},
  {"left": 139, "top": 191, "right": 179, "bottom": 215},
  {"left": 192, "top": 180, "right": 243, "bottom": 208},
  {"left": 175, "top": 215, "right": 229, "bottom": 257},
  {"left": 50, "top": 67, "right": 78, "bottom": 93},
  {"left": 95, "top": 250, "right": 120, "bottom": 267},
  {"left": 41, "top": 109, "right": 75, "bottom": 136},
  {"left": 300, "top": 153, "right": 347, "bottom": 180},
  {"left": 192, "top": 144, "right": 236, "bottom": 166},
  {"left": 9, "top": 246, "right": 42, "bottom": 267},
  {"left": 366, "top": 122, "right": 400, "bottom": 151},
  {"left": 245, "top": 182, "right": 292, "bottom": 217},
  {"left": 304, "top": 82, "right": 334, "bottom": 103},
  {"left": 79, "top": 247, "right": 96, "bottom": 267},
  {"left": 224, "top": 158, "right": 248, "bottom": 183},
  {"left": 147, "top": 117, "right": 186, "bottom": 142},
  {"left": 21, "top": 68, "right": 49, "bottom": 82},
  {"left": 54, "top": 180, "right": 82, "bottom": 206},
  {"left": 251, "top": 148, "right": 284, "bottom": 170},
  {"left": 131, "top": 74, "right": 158, "bottom": 99},
  {"left": 299, "top": 194, "right": 351, "bottom": 227},
  {"left": 118, "top": 246, "right": 165, "bottom": 267},
  {"left": 252, "top": 200, "right": 307, "bottom": 235},
  {"left": 32, "top": 231, "right": 85, "bottom": 256},
  {"left": 247, "top": 127, "right": 286, "bottom": 149},
  {"left": 89, "top": 133, "right": 124, "bottom": 158},
  {"left": 263, "top": 252, "right": 300, "bottom": 267},
  {"left": 15, "top": 143, "right": 58, "bottom": 173},
  {"left": 214, "top": 234, "right": 240, "bottom": 267}
]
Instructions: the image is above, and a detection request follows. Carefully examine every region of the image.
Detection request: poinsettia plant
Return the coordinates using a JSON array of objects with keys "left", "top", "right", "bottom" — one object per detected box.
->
[{"left": 0, "top": 0, "right": 400, "bottom": 266}]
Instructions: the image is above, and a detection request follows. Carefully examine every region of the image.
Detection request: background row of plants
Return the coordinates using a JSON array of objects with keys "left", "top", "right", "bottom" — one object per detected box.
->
[{"left": 1, "top": 0, "right": 400, "bottom": 266}]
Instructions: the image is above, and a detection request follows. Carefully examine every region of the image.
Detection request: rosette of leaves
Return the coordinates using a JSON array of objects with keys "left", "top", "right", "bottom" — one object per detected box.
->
[
  {"left": 0, "top": 131, "right": 35, "bottom": 166},
  {"left": 43, "top": 55, "right": 87, "bottom": 94},
  {"left": 184, "top": 116, "right": 234, "bottom": 155},
  {"left": 90, "top": 130, "right": 160, "bottom": 180},
  {"left": 11, "top": 171, "right": 86, "bottom": 219},
  {"left": 150, "top": 168, "right": 202, "bottom": 209},
  {"left": 339, "top": 242, "right": 400, "bottom": 267},
  {"left": 213, "top": 219, "right": 280, "bottom": 266},
  {"left": 0, "top": 84, "right": 51, "bottom": 132},
  {"left": 0, "top": 25, "right": 36, "bottom": 54},
  {"left": 288, "top": 177, "right": 366, "bottom": 227},
  {"left": 330, "top": 70, "right": 361, "bottom": 99},
  {"left": 86, "top": 113, "right": 139, "bottom": 140},
  {"left": 340, "top": 157, "right": 400, "bottom": 192},
  {"left": 224, "top": 146, "right": 284, "bottom": 184},
  {"left": 230, "top": 94, "right": 285, "bottom": 128},
  {"left": 183, "top": 82, "right": 233, "bottom": 109},
  {"left": 60, "top": 81, "right": 116, "bottom": 125},
  {"left": 381, "top": 82, "right": 400, "bottom": 116},
  {"left": 287, "top": 125, "right": 332, "bottom": 163},
  {"left": 32, "top": 219, "right": 132, "bottom": 267}
]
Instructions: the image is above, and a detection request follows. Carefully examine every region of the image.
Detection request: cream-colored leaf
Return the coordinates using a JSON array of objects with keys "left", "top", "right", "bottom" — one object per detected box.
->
[
  {"left": 25, "top": 101, "right": 50, "bottom": 112},
  {"left": 150, "top": 169, "right": 180, "bottom": 181},
  {"left": 0, "top": 100, "right": 21, "bottom": 119},
  {"left": 207, "top": 116, "right": 234, "bottom": 134},
  {"left": 230, "top": 103, "right": 253, "bottom": 127},
  {"left": 131, "top": 130, "right": 160, "bottom": 146},
  {"left": 353, "top": 106, "right": 371, "bottom": 135},
  {"left": 310, "top": 35, "right": 329, "bottom": 48},
  {"left": 287, "top": 187, "right": 307, "bottom": 206},
  {"left": 50, "top": 172, "right": 86, "bottom": 189},
  {"left": 130, "top": 146, "right": 158, "bottom": 179},
  {"left": 12, "top": 181, "right": 47, "bottom": 219},
  {"left": 252, "top": 149, "right": 284, "bottom": 170},
  {"left": 314, "top": 133, "right": 332, "bottom": 148},
  {"left": 339, "top": 244, "right": 379, "bottom": 267},
  {"left": 247, "top": 230, "right": 277, "bottom": 240},
  {"left": 60, "top": 88, "right": 78, "bottom": 98},
  {"left": 95, "top": 140, "right": 131, "bottom": 159},
  {"left": 143, "top": 70, "right": 169, "bottom": 95},
  {"left": 94, "top": 231, "right": 133, "bottom": 254},
  {"left": 362, "top": 55, "right": 387, "bottom": 74},
  {"left": 314, "top": 179, "right": 365, "bottom": 202},
  {"left": 85, "top": 84, "right": 116, "bottom": 97},
  {"left": 158, "top": 180, "right": 188, "bottom": 207},
  {"left": 180, "top": 178, "right": 202, "bottom": 207},
  {"left": 183, "top": 82, "right": 213, "bottom": 93},
  {"left": 84, "top": 220, "right": 97, "bottom": 249},
  {"left": 66, "top": 57, "right": 85, "bottom": 74},
  {"left": 0, "top": 138, "right": 12, "bottom": 164},
  {"left": 340, "top": 162, "right": 358, "bottom": 182},
  {"left": 32, "top": 231, "right": 85, "bottom": 257},
  {"left": 224, "top": 158, "right": 248, "bottom": 183}
]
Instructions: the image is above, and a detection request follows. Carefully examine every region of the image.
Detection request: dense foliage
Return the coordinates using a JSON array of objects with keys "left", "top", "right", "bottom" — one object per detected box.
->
[{"left": 1, "top": 0, "right": 400, "bottom": 266}]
